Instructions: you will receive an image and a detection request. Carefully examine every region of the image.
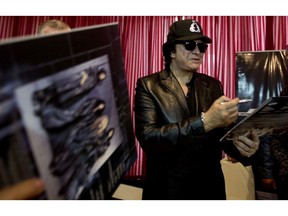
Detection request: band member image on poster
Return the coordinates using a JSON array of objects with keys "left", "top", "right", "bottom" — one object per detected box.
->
[{"left": 15, "top": 55, "right": 124, "bottom": 200}]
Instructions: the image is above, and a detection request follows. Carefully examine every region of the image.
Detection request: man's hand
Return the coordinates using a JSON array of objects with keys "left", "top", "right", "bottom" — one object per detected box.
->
[
  {"left": 203, "top": 96, "right": 239, "bottom": 132},
  {"left": 0, "top": 178, "right": 45, "bottom": 200},
  {"left": 233, "top": 130, "right": 260, "bottom": 157}
]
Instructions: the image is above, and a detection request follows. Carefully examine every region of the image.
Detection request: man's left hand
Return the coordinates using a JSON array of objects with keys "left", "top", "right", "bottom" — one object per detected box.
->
[{"left": 233, "top": 130, "right": 260, "bottom": 157}]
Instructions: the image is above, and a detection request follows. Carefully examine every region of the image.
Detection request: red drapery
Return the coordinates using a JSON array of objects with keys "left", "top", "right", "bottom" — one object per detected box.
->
[{"left": 1, "top": 16, "right": 288, "bottom": 180}]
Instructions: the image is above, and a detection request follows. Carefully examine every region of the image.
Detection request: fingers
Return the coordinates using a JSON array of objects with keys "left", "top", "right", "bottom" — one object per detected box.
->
[
  {"left": 204, "top": 96, "right": 240, "bottom": 131},
  {"left": 250, "top": 130, "right": 260, "bottom": 145},
  {"left": 218, "top": 96, "right": 239, "bottom": 108},
  {"left": 204, "top": 96, "right": 242, "bottom": 132},
  {"left": 233, "top": 130, "right": 260, "bottom": 157},
  {"left": 233, "top": 138, "right": 250, "bottom": 157},
  {"left": 225, "top": 107, "right": 238, "bottom": 121},
  {"left": 0, "top": 178, "right": 45, "bottom": 200},
  {"left": 217, "top": 95, "right": 232, "bottom": 104},
  {"left": 215, "top": 97, "right": 239, "bottom": 122}
]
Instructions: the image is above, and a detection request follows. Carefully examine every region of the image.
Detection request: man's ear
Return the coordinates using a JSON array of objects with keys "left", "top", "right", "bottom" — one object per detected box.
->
[{"left": 170, "top": 49, "right": 176, "bottom": 59}]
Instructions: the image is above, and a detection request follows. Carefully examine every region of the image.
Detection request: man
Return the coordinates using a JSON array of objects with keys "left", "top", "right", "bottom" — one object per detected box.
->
[
  {"left": 37, "top": 19, "right": 71, "bottom": 35},
  {"left": 134, "top": 19, "right": 260, "bottom": 200}
]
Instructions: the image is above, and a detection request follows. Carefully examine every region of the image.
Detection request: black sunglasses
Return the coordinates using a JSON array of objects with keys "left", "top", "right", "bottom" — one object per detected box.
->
[{"left": 176, "top": 41, "right": 208, "bottom": 53}]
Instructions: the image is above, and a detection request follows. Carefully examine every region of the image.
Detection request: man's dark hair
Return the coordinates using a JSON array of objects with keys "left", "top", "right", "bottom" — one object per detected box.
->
[{"left": 162, "top": 42, "right": 176, "bottom": 71}]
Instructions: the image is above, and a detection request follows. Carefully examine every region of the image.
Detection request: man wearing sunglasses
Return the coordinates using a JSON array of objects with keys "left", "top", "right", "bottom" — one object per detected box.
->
[{"left": 134, "top": 19, "right": 260, "bottom": 200}]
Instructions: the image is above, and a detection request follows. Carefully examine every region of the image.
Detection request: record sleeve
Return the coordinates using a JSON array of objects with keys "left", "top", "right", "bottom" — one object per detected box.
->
[
  {"left": 220, "top": 96, "right": 288, "bottom": 142},
  {"left": 0, "top": 23, "right": 137, "bottom": 200}
]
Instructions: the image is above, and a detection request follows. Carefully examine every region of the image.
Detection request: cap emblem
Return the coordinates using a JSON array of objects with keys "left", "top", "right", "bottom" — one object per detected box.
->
[{"left": 189, "top": 20, "right": 201, "bottom": 33}]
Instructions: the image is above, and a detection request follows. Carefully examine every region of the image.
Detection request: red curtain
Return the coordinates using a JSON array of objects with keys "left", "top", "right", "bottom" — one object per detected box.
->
[{"left": 1, "top": 16, "right": 288, "bottom": 180}]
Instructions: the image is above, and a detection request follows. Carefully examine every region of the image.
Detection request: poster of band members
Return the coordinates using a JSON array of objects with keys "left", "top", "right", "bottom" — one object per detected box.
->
[{"left": 0, "top": 23, "right": 136, "bottom": 199}]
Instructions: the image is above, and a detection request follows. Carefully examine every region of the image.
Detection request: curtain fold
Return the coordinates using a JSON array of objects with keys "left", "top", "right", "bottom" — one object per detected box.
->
[{"left": 0, "top": 16, "right": 287, "bottom": 179}]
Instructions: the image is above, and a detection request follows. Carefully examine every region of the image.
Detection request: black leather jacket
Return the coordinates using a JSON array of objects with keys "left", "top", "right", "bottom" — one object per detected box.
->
[{"left": 134, "top": 69, "right": 245, "bottom": 200}]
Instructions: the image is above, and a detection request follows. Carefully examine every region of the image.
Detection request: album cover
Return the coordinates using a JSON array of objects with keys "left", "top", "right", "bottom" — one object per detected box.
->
[
  {"left": 220, "top": 96, "right": 288, "bottom": 142},
  {"left": 0, "top": 23, "right": 137, "bottom": 199}
]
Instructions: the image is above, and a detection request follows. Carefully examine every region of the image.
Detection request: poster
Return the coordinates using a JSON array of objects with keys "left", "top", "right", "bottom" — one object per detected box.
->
[
  {"left": 0, "top": 23, "right": 137, "bottom": 199},
  {"left": 236, "top": 50, "right": 288, "bottom": 199}
]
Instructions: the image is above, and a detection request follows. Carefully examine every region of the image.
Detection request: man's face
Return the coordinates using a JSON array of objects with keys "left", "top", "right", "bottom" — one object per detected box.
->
[{"left": 171, "top": 40, "right": 206, "bottom": 72}]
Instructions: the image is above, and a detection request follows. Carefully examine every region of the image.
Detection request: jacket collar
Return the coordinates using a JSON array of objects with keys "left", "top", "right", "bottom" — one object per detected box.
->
[
  {"left": 194, "top": 73, "right": 208, "bottom": 113},
  {"left": 160, "top": 69, "right": 208, "bottom": 115}
]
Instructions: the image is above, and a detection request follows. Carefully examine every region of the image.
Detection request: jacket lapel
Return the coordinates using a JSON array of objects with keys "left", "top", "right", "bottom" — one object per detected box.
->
[
  {"left": 160, "top": 70, "right": 191, "bottom": 116},
  {"left": 194, "top": 72, "right": 208, "bottom": 113}
]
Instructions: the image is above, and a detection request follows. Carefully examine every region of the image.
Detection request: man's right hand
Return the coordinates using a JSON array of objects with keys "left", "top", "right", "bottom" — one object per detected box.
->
[{"left": 203, "top": 96, "right": 239, "bottom": 132}]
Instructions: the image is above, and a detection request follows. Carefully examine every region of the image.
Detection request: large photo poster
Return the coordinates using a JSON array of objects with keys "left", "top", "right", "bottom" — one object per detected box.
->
[
  {"left": 0, "top": 23, "right": 137, "bottom": 200},
  {"left": 236, "top": 50, "right": 288, "bottom": 199}
]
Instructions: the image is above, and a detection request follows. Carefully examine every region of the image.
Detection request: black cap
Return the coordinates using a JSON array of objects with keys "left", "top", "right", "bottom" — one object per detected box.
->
[{"left": 166, "top": 19, "right": 212, "bottom": 43}]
